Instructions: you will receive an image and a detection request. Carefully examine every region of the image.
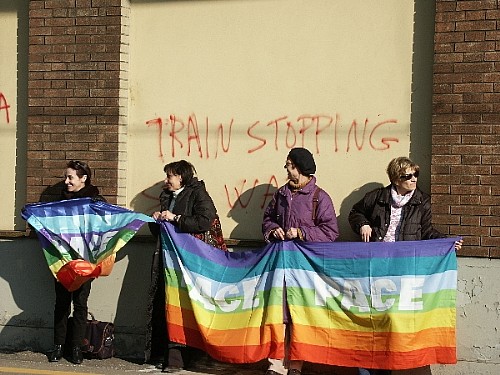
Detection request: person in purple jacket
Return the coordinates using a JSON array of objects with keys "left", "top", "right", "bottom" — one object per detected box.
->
[{"left": 262, "top": 147, "right": 339, "bottom": 375}]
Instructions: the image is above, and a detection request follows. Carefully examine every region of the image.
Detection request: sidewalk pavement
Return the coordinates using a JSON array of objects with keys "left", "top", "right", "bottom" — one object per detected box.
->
[
  {"left": 0, "top": 351, "right": 264, "bottom": 375},
  {"left": 0, "top": 351, "right": 356, "bottom": 375}
]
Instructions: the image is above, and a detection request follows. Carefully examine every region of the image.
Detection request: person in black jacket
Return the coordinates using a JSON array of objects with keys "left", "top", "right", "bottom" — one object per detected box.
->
[
  {"left": 348, "top": 156, "right": 462, "bottom": 375},
  {"left": 47, "top": 160, "right": 106, "bottom": 365},
  {"left": 152, "top": 160, "right": 218, "bottom": 232},
  {"left": 146, "top": 160, "right": 224, "bottom": 371}
]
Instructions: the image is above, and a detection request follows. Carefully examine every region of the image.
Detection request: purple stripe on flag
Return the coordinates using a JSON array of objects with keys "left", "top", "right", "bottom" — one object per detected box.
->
[{"left": 291, "top": 237, "right": 458, "bottom": 259}]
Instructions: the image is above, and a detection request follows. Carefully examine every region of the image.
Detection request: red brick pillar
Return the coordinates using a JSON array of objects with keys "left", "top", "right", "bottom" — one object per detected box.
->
[
  {"left": 27, "top": 0, "right": 128, "bottom": 204},
  {"left": 432, "top": 1, "right": 500, "bottom": 257}
]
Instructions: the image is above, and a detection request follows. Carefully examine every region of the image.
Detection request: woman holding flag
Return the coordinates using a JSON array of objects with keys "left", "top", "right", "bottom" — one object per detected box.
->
[
  {"left": 262, "top": 147, "right": 339, "bottom": 375},
  {"left": 47, "top": 160, "right": 106, "bottom": 365},
  {"left": 348, "top": 156, "right": 462, "bottom": 375},
  {"left": 147, "top": 159, "right": 226, "bottom": 371}
]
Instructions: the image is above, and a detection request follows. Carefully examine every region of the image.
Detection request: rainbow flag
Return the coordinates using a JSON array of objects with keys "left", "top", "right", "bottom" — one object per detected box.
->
[
  {"left": 161, "top": 221, "right": 458, "bottom": 370},
  {"left": 22, "top": 198, "right": 155, "bottom": 291}
]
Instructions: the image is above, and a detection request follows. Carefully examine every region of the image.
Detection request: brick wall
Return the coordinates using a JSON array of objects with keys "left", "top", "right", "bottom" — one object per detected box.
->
[
  {"left": 27, "top": 0, "right": 127, "bottom": 204},
  {"left": 433, "top": 0, "right": 500, "bottom": 257}
]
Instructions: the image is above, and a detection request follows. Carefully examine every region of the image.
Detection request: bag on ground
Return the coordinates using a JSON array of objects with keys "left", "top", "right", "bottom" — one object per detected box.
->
[{"left": 82, "top": 312, "right": 116, "bottom": 359}]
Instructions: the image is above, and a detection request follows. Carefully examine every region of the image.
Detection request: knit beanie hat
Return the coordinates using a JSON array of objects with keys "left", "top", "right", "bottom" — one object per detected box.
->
[{"left": 287, "top": 148, "right": 316, "bottom": 175}]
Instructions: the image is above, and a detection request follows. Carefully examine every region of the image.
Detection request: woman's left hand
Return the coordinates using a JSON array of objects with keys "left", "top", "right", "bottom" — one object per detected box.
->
[
  {"left": 157, "top": 210, "right": 175, "bottom": 222},
  {"left": 286, "top": 228, "right": 298, "bottom": 239},
  {"left": 454, "top": 239, "right": 463, "bottom": 251}
]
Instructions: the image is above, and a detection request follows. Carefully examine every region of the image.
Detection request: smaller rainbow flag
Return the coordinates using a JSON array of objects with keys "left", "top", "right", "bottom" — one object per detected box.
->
[
  {"left": 161, "top": 221, "right": 458, "bottom": 370},
  {"left": 22, "top": 198, "right": 154, "bottom": 291}
]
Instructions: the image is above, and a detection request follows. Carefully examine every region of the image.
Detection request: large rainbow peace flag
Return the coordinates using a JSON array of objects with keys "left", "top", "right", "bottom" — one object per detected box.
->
[
  {"left": 22, "top": 198, "right": 155, "bottom": 291},
  {"left": 161, "top": 221, "right": 458, "bottom": 370}
]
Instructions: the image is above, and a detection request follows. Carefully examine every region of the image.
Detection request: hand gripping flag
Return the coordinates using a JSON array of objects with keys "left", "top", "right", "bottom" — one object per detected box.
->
[
  {"left": 160, "top": 221, "right": 458, "bottom": 370},
  {"left": 22, "top": 198, "right": 155, "bottom": 291}
]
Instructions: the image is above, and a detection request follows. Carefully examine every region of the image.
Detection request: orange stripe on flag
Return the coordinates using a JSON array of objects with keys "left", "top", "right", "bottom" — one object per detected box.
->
[
  {"left": 292, "top": 325, "right": 456, "bottom": 352},
  {"left": 289, "top": 342, "right": 456, "bottom": 370}
]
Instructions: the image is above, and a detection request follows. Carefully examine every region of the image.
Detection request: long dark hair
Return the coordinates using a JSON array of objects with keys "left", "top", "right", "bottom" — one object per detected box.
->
[
  {"left": 66, "top": 160, "right": 92, "bottom": 186},
  {"left": 163, "top": 160, "right": 197, "bottom": 187}
]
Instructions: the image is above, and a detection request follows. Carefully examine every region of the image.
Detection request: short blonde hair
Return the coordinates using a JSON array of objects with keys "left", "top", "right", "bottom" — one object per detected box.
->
[{"left": 386, "top": 157, "right": 419, "bottom": 184}]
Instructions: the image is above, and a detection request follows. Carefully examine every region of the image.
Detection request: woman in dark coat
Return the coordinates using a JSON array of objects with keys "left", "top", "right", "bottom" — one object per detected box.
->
[
  {"left": 348, "top": 156, "right": 462, "bottom": 375},
  {"left": 146, "top": 160, "right": 225, "bottom": 371},
  {"left": 48, "top": 160, "right": 105, "bottom": 365}
]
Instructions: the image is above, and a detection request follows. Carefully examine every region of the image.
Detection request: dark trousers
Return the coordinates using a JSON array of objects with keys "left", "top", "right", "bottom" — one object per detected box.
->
[
  {"left": 150, "top": 249, "right": 194, "bottom": 369},
  {"left": 151, "top": 265, "right": 168, "bottom": 359},
  {"left": 53, "top": 279, "right": 92, "bottom": 347}
]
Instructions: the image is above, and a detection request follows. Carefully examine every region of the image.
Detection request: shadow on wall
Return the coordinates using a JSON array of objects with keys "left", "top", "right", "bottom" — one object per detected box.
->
[
  {"left": 77, "top": 182, "right": 158, "bottom": 359},
  {"left": 129, "top": 179, "right": 389, "bottom": 245},
  {"left": 130, "top": 181, "right": 276, "bottom": 242},
  {"left": 337, "top": 182, "right": 385, "bottom": 242},
  {"left": 227, "top": 183, "right": 277, "bottom": 241},
  {"left": 129, "top": 181, "right": 164, "bottom": 218},
  {"left": 110, "top": 242, "right": 155, "bottom": 360},
  {"left": 39, "top": 181, "right": 65, "bottom": 203},
  {"left": 409, "top": 0, "right": 436, "bottom": 194},
  {"left": 225, "top": 181, "right": 386, "bottom": 243},
  {"left": 0, "top": 238, "right": 54, "bottom": 352},
  {"left": 225, "top": 182, "right": 389, "bottom": 244},
  {"left": 0, "top": 181, "right": 70, "bottom": 353}
]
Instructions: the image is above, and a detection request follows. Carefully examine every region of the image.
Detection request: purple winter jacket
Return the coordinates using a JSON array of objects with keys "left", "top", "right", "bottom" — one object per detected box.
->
[{"left": 262, "top": 176, "right": 339, "bottom": 242}]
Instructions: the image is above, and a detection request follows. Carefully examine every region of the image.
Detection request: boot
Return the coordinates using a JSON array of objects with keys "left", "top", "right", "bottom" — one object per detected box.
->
[
  {"left": 162, "top": 347, "right": 184, "bottom": 372},
  {"left": 69, "top": 346, "right": 83, "bottom": 365},
  {"left": 48, "top": 344, "right": 64, "bottom": 362}
]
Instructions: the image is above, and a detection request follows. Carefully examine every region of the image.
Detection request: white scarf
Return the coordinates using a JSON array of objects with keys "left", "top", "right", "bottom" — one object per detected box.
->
[{"left": 383, "top": 186, "right": 415, "bottom": 242}]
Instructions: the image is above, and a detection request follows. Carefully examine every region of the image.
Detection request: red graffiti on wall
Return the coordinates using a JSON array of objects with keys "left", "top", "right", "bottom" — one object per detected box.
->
[
  {"left": 145, "top": 113, "right": 399, "bottom": 161},
  {"left": 347, "top": 118, "right": 399, "bottom": 152},
  {"left": 147, "top": 115, "right": 235, "bottom": 160},
  {"left": 224, "top": 175, "right": 279, "bottom": 210},
  {"left": 0, "top": 92, "right": 11, "bottom": 124},
  {"left": 146, "top": 118, "right": 164, "bottom": 159}
]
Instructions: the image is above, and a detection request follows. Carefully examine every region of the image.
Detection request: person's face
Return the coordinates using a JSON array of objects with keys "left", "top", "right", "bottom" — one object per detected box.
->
[
  {"left": 64, "top": 168, "right": 87, "bottom": 192},
  {"left": 284, "top": 158, "right": 300, "bottom": 182},
  {"left": 394, "top": 167, "right": 419, "bottom": 195},
  {"left": 164, "top": 172, "right": 183, "bottom": 191}
]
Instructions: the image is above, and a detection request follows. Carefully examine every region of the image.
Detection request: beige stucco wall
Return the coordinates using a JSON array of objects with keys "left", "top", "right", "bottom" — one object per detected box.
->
[
  {"left": 0, "top": 1, "right": 19, "bottom": 231},
  {"left": 126, "top": 0, "right": 414, "bottom": 240},
  {"left": 0, "top": 238, "right": 499, "bottom": 373}
]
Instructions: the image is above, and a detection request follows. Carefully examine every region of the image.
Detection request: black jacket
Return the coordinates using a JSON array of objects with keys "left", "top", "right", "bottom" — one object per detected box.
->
[
  {"left": 158, "top": 177, "right": 217, "bottom": 234},
  {"left": 348, "top": 185, "right": 445, "bottom": 242},
  {"left": 61, "top": 184, "right": 106, "bottom": 202}
]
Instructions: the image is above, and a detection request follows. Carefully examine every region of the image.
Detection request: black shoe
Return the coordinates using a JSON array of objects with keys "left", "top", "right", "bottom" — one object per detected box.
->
[
  {"left": 69, "top": 346, "right": 83, "bottom": 365},
  {"left": 162, "top": 368, "right": 182, "bottom": 373},
  {"left": 162, "top": 347, "right": 184, "bottom": 371},
  {"left": 149, "top": 359, "right": 163, "bottom": 370},
  {"left": 48, "top": 344, "right": 64, "bottom": 362}
]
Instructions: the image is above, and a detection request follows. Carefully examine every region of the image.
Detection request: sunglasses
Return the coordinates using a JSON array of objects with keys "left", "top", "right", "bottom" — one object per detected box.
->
[{"left": 399, "top": 171, "right": 419, "bottom": 180}]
